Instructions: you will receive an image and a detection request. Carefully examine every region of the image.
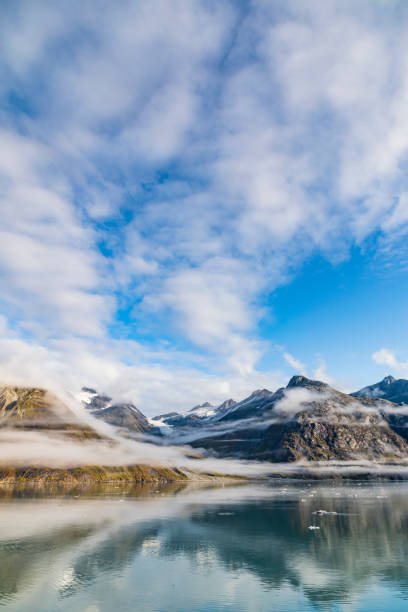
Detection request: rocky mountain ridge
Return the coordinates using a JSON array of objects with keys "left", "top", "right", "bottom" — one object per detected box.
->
[{"left": 80, "top": 374, "right": 408, "bottom": 466}]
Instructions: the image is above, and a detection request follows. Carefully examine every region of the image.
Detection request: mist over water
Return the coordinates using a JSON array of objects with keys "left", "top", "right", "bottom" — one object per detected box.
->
[{"left": 1, "top": 482, "right": 408, "bottom": 611}]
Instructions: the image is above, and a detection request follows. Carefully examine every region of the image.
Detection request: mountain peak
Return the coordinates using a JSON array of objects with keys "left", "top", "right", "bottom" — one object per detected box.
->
[
  {"left": 382, "top": 375, "right": 396, "bottom": 385},
  {"left": 217, "top": 398, "right": 236, "bottom": 410},
  {"left": 248, "top": 388, "right": 272, "bottom": 399},
  {"left": 188, "top": 401, "right": 214, "bottom": 413},
  {"left": 287, "top": 375, "right": 329, "bottom": 390},
  {"left": 187, "top": 402, "right": 216, "bottom": 418}
]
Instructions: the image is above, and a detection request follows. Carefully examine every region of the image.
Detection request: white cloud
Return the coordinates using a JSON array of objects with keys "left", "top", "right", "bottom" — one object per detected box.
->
[
  {"left": 0, "top": 318, "right": 284, "bottom": 415},
  {"left": 313, "top": 360, "right": 337, "bottom": 387},
  {"left": 1, "top": 1, "right": 408, "bottom": 405},
  {"left": 0, "top": 130, "right": 111, "bottom": 337},
  {"left": 372, "top": 348, "right": 408, "bottom": 376},
  {"left": 381, "top": 193, "right": 408, "bottom": 233},
  {"left": 274, "top": 387, "right": 329, "bottom": 417},
  {"left": 283, "top": 352, "right": 307, "bottom": 375},
  {"left": 142, "top": 257, "right": 263, "bottom": 373}
]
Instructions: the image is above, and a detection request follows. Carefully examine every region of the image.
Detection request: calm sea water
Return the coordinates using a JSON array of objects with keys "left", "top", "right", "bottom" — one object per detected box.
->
[{"left": 0, "top": 480, "right": 408, "bottom": 611}]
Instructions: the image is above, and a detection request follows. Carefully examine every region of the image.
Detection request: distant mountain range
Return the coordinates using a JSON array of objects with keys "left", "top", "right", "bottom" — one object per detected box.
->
[
  {"left": 2, "top": 374, "right": 408, "bottom": 483},
  {"left": 78, "top": 375, "right": 408, "bottom": 465}
]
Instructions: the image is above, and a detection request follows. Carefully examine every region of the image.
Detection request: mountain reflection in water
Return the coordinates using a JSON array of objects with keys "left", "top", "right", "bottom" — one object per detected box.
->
[{"left": 0, "top": 481, "right": 408, "bottom": 611}]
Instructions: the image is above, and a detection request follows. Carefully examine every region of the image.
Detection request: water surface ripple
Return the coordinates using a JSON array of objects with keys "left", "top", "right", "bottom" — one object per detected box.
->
[{"left": 0, "top": 481, "right": 407, "bottom": 611}]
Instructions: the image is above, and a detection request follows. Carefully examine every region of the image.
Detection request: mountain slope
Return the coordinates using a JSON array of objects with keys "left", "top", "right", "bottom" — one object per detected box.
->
[
  {"left": 0, "top": 386, "right": 102, "bottom": 440},
  {"left": 216, "top": 389, "right": 280, "bottom": 423},
  {"left": 92, "top": 403, "right": 154, "bottom": 434}
]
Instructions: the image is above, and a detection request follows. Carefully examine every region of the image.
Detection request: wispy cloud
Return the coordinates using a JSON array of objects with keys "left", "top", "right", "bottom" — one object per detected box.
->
[
  {"left": 283, "top": 352, "right": 307, "bottom": 375},
  {"left": 372, "top": 348, "right": 408, "bottom": 377},
  {"left": 313, "top": 359, "right": 337, "bottom": 387}
]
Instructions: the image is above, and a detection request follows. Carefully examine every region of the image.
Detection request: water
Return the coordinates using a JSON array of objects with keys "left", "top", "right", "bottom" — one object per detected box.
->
[{"left": 1, "top": 480, "right": 408, "bottom": 611}]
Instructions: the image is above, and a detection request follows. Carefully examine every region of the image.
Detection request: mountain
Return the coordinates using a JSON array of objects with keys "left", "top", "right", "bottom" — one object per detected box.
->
[
  {"left": 149, "top": 398, "right": 237, "bottom": 432},
  {"left": 78, "top": 388, "right": 158, "bottom": 435},
  {"left": 149, "top": 384, "right": 295, "bottom": 432},
  {"left": 0, "top": 386, "right": 102, "bottom": 440},
  {"left": 166, "top": 376, "right": 408, "bottom": 463},
  {"left": 188, "top": 401, "right": 216, "bottom": 417},
  {"left": 92, "top": 404, "right": 155, "bottom": 434},
  {"left": 0, "top": 385, "right": 210, "bottom": 484},
  {"left": 216, "top": 389, "right": 279, "bottom": 423},
  {"left": 353, "top": 375, "right": 408, "bottom": 404},
  {"left": 6, "top": 376, "right": 408, "bottom": 481},
  {"left": 78, "top": 376, "right": 408, "bottom": 468}
]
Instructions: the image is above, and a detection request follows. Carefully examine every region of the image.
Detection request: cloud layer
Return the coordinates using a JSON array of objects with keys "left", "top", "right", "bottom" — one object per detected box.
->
[{"left": 1, "top": 1, "right": 408, "bottom": 413}]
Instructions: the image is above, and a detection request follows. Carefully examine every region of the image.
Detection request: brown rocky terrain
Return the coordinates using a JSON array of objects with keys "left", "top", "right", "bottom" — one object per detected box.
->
[{"left": 0, "top": 386, "right": 102, "bottom": 440}]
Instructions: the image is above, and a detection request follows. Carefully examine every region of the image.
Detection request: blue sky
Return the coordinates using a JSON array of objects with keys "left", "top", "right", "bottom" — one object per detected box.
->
[{"left": 1, "top": 0, "right": 408, "bottom": 414}]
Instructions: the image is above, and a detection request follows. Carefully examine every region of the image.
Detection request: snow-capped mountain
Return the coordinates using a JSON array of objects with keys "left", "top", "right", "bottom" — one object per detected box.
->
[
  {"left": 76, "top": 387, "right": 112, "bottom": 411},
  {"left": 148, "top": 398, "right": 237, "bottom": 432},
  {"left": 188, "top": 401, "right": 216, "bottom": 418},
  {"left": 353, "top": 375, "right": 408, "bottom": 404},
  {"left": 77, "top": 387, "right": 156, "bottom": 434}
]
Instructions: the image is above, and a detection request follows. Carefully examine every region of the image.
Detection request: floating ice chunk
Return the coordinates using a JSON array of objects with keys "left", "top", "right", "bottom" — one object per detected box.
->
[
  {"left": 300, "top": 498, "right": 307, "bottom": 502},
  {"left": 313, "top": 510, "right": 337, "bottom": 516},
  {"left": 308, "top": 525, "right": 320, "bottom": 530}
]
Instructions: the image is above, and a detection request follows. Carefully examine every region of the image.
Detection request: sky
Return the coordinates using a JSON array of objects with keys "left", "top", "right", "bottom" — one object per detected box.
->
[{"left": 1, "top": 0, "right": 408, "bottom": 415}]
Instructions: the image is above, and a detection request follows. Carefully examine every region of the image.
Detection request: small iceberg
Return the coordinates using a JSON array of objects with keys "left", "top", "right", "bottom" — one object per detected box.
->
[
  {"left": 312, "top": 510, "right": 337, "bottom": 516},
  {"left": 308, "top": 525, "right": 320, "bottom": 530}
]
